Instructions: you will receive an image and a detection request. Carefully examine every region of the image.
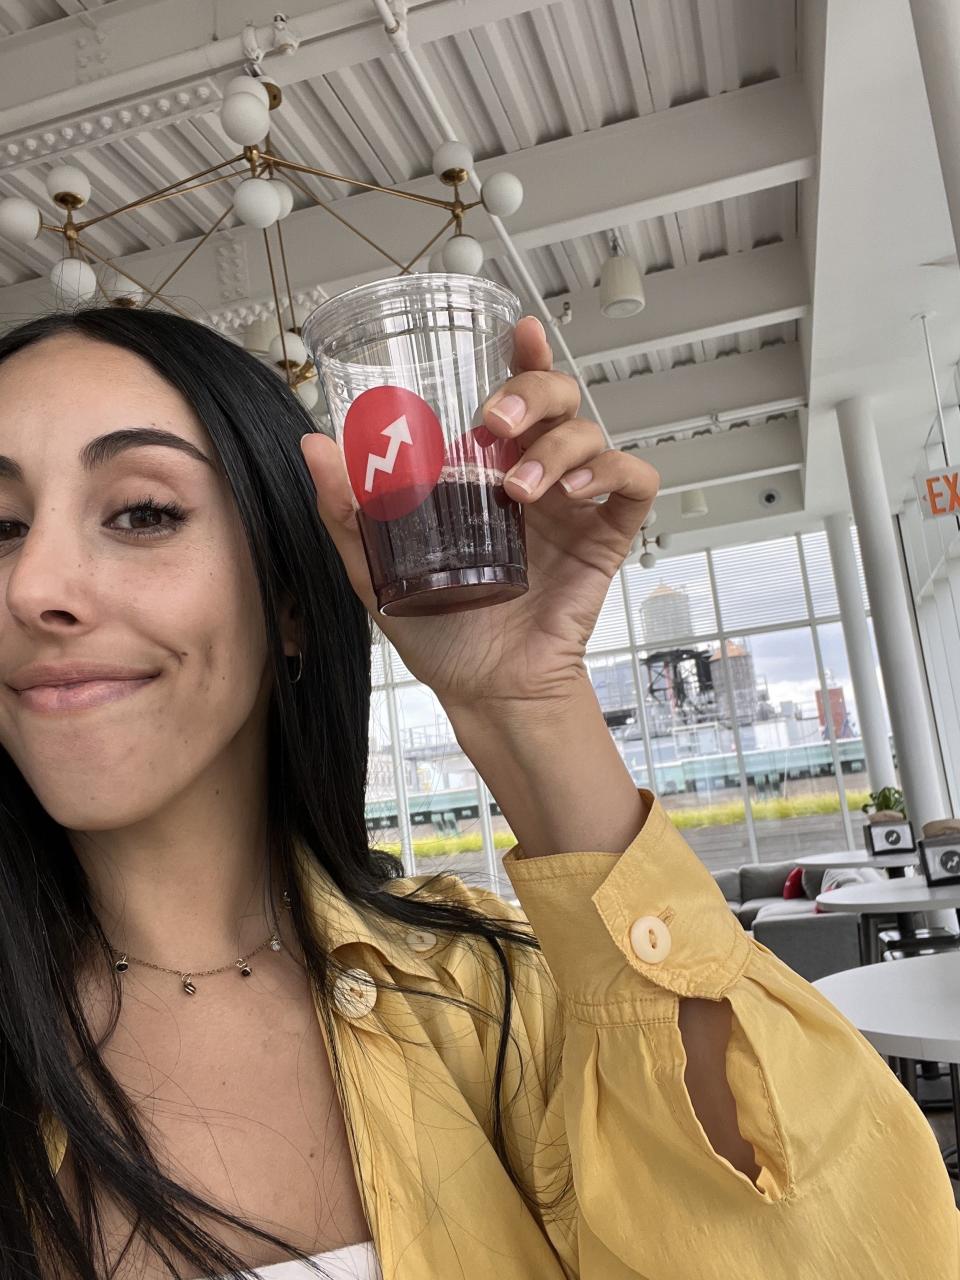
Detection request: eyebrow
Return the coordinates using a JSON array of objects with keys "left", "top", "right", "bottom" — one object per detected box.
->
[{"left": 0, "top": 427, "right": 214, "bottom": 483}]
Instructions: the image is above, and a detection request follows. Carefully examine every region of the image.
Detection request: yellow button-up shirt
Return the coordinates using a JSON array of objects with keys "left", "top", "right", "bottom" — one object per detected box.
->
[{"left": 43, "top": 792, "right": 959, "bottom": 1277}]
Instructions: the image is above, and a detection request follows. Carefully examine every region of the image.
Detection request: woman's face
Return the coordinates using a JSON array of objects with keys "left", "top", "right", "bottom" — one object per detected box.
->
[{"left": 0, "top": 331, "right": 277, "bottom": 831}]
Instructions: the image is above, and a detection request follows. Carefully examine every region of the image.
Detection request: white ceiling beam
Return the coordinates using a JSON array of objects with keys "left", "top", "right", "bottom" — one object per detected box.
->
[
  {"left": 0, "top": 76, "right": 815, "bottom": 319},
  {"left": 589, "top": 343, "right": 806, "bottom": 438},
  {"left": 555, "top": 239, "right": 808, "bottom": 365},
  {"left": 0, "top": 0, "right": 559, "bottom": 137},
  {"left": 644, "top": 417, "right": 803, "bottom": 492},
  {"left": 481, "top": 75, "right": 815, "bottom": 251},
  {"left": 653, "top": 470, "right": 805, "bottom": 540}
]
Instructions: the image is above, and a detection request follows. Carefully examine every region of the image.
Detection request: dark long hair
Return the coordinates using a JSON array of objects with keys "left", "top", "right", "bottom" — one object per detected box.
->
[{"left": 0, "top": 305, "right": 565, "bottom": 1279}]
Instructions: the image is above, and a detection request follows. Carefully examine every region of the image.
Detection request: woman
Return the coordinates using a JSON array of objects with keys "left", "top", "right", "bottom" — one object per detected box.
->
[{"left": 0, "top": 304, "right": 953, "bottom": 1280}]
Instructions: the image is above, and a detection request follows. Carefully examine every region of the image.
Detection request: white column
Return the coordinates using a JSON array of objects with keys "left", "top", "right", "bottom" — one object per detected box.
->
[
  {"left": 908, "top": 0, "right": 960, "bottom": 271},
  {"left": 834, "top": 396, "right": 949, "bottom": 829},
  {"left": 823, "top": 512, "right": 897, "bottom": 792}
]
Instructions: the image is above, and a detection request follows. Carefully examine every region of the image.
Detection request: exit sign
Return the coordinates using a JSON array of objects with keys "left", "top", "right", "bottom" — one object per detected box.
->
[{"left": 917, "top": 466, "right": 960, "bottom": 521}]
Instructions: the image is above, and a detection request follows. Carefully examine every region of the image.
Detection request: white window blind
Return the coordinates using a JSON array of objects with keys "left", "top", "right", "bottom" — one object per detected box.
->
[
  {"left": 390, "top": 647, "right": 417, "bottom": 684},
  {"left": 801, "top": 530, "right": 839, "bottom": 617},
  {"left": 587, "top": 577, "right": 630, "bottom": 652},
  {"left": 370, "top": 624, "right": 387, "bottom": 687},
  {"left": 625, "top": 552, "right": 717, "bottom": 644},
  {"left": 849, "top": 523, "right": 871, "bottom": 611},
  {"left": 712, "top": 537, "right": 808, "bottom": 629}
]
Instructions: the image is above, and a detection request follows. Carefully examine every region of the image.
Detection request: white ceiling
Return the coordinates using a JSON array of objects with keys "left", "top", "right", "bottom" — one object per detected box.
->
[{"left": 0, "top": 0, "right": 955, "bottom": 552}]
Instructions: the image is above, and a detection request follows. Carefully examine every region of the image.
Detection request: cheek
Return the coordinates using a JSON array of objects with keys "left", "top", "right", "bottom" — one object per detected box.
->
[{"left": 0, "top": 553, "right": 271, "bottom": 828}]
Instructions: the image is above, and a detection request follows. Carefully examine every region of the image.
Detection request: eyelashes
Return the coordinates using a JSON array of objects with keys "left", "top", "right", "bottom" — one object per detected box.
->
[
  {"left": 0, "top": 493, "right": 189, "bottom": 546},
  {"left": 109, "top": 494, "right": 189, "bottom": 539}
]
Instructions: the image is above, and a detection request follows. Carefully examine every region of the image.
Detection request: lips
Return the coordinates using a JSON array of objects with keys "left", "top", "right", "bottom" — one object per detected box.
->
[{"left": 16, "top": 676, "right": 159, "bottom": 714}]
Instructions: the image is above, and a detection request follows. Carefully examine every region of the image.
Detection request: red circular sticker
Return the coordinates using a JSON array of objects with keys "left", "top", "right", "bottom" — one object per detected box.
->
[{"left": 342, "top": 385, "right": 445, "bottom": 522}]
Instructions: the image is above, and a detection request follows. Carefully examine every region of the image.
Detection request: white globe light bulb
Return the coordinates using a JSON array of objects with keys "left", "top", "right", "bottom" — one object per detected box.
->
[
  {"left": 268, "top": 331, "right": 308, "bottom": 366},
  {"left": 432, "top": 141, "right": 473, "bottom": 179},
  {"left": 656, "top": 532, "right": 673, "bottom": 551},
  {"left": 481, "top": 171, "right": 524, "bottom": 218},
  {"left": 0, "top": 196, "right": 41, "bottom": 243},
  {"left": 220, "top": 93, "right": 270, "bottom": 145},
  {"left": 296, "top": 379, "right": 320, "bottom": 409},
  {"left": 102, "top": 267, "right": 144, "bottom": 305},
  {"left": 639, "top": 550, "right": 658, "bottom": 569},
  {"left": 272, "top": 180, "right": 294, "bottom": 219},
  {"left": 244, "top": 315, "right": 281, "bottom": 354},
  {"left": 233, "top": 177, "right": 281, "bottom": 228},
  {"left": 427, "top": 247, "right": 446, "bottom": 274},
  {"left": 45, "top": 164, "right": 91, "bottom": 207},
  {"left": 49, "top": 257, "right": 98, "bottom": 304},
  {"left": 223, "top": 75, "right": 270, "bottom": 107},
  {"left": 441, "top": 234, "right": 484, "bottom": 275}
]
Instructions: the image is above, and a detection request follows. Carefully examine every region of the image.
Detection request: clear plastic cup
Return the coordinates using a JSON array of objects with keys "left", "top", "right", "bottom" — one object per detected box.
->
[{"left": 302, "top": 273, "right": 528, "bottom": 617}]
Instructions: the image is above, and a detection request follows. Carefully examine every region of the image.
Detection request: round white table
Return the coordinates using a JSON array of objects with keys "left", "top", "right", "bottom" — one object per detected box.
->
[
  {"left": 814, "top": 952, "right": 960, "bottom": 1173},
  {"left": 795, "top": 850, "right": 918, "bottom": 871},
  {"left": 816, "top": 880, "right": 960, "bottom": 965}
]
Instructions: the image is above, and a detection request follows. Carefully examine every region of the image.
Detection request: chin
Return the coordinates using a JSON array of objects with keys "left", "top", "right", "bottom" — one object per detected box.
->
[
  {"left": 26, "top": 787, "right": 170, "bottom": 833},
  {"left": 9, "top": 746, "right": 187, "bottom": 832}
]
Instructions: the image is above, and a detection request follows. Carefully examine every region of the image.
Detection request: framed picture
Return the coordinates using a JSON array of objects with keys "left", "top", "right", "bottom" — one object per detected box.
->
[
  {"left": 918, "top": 837, "right": 960, "bottom": 888},
  {"left": 864, "top": 820, "right": 915, "bottom": 854}
]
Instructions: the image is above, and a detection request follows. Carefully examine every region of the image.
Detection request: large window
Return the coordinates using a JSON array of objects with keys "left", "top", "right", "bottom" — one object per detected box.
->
[{"left": 365, "top": 528, "right": 886, "bottom": 885}]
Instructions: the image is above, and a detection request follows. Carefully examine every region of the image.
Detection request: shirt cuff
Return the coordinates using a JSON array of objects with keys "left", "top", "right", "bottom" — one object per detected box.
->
[{"left": 502, "top": 788, "right": 751, "bottom": 1014}]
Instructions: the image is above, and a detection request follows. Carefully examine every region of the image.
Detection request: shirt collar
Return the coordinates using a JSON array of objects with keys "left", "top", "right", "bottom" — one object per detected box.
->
[{"left": 292, "top": 838, "right": 441, "bottom": 979}]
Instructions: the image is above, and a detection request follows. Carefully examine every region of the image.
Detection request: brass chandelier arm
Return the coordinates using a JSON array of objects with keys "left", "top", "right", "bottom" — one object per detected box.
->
[
  {"left": 262, "top": 224, "right": 292, "bottom": 384},
  {"left": 400, "top": 213, "right": 458, "bottom": 274},
  {"left": 260, "top": 151, "right": 456, "bottom": 212},
  {"left": 280, "top": 167, "right": 409, "bottom": 273},
  {"left": 147, "top": 203, "right": 235, "bottom": 303},
  {"left": 73, "top": 237, "right": 197, "bottom": 323},
  {"left": 75, "top": 154, "right": 248, "bottom": 231},
  {"left": 273, "top": 215, "right": 300, "bottom": 333},
  {"left": 73, "top": 241, "right": 116, "bottom": 306}
]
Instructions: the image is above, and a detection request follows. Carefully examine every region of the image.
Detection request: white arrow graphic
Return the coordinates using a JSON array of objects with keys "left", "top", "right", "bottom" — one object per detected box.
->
[{"left": 364, "top": 414, "right": 414, "bottom": 493}]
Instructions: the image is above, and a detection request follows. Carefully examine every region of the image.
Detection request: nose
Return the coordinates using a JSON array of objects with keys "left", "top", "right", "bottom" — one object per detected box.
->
[{"left": 4, "top": 513, "right": 90, "bottom": 633}]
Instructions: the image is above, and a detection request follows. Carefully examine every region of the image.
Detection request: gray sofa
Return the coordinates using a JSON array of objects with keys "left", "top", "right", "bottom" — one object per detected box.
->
[{"left": 711, "top": 860, "right": 865, "bottom": 983}]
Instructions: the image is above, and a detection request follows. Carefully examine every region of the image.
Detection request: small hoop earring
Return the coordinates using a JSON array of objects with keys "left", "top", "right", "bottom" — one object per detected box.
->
[{"left": 288, "top": 649, "right": 303, "bottom": 684}]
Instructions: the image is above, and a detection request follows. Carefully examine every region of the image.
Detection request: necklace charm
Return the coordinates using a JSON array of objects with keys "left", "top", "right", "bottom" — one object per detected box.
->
[
  {"left": 237, "top": 957, "right": 252, "bottom": 976},
  {"left": 270, "top": 932, "right": 281, "bottom": 952},
  {"left": 182, "top": 974, "right": 197, "bottom": 995},
  {"left": 114, "top": 953, "right": 129, "bottom": 972}
]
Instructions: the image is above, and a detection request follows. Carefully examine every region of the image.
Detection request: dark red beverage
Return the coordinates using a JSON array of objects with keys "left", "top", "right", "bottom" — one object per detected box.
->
[
  {"left": 303, "top": 274, "right": 529, "bottom": 616},
  {"left": 357, "top": 473, "right": 527, "bottom": 616}
]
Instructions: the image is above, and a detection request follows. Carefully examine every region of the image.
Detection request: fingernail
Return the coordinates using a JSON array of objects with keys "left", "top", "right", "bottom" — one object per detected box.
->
[
  {"left": 528, "top": 316, "right": 546, "bottom": 342},
  {"left": 300, "top": 433, "right": 311, "bottom": 446},
  {"left": 489, "top": 394, "right": 526, "bottom": 426},
  {"left": 505, "top": 459, "right": 543, "bottom": 493},
  {"left": 559, "top": 467, "right": 593, "bottom": 493}
]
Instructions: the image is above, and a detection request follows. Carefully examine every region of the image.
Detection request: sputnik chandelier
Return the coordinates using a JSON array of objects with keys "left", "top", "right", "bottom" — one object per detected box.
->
[{"left": 0, "top": 27, "right": 524, "bottom": 412}]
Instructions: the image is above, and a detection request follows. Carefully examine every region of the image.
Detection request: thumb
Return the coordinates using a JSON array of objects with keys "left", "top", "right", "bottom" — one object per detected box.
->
[{"left": 300, "top": 432, "right": 378, "bottom": 617}]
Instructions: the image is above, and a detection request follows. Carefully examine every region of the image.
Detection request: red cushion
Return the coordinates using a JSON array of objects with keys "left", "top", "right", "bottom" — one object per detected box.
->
[
  {"left": 813, "top": 885, "right": 837, "bottom": 913},
  {"left": 783, "top": 866, "right": 805, "bottom": 899}
]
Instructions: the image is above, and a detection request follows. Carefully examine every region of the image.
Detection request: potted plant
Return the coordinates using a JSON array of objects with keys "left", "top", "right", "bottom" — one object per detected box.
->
[
  {"left": 861, "top": 786, "right": 906, "bottom": 822},
  {"left": 861, "top": 786, "right": 914, "bottom": 853}
]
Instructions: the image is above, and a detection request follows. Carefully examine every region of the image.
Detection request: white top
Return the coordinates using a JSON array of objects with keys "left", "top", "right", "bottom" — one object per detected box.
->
[
  {"left": 794, "top": 850, "right": 918, "bottom": 869},
  {"left": 815, "top": 879, "right": 960, "bottom": 913},
  {"left": 207, "top": 1241, "right": 381, "bottom": 1280},
  {"left": 813, "top": 951, "right": 960, "bottom": 1062}
]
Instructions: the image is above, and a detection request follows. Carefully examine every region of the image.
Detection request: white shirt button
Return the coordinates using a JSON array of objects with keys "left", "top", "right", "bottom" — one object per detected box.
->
[
  {"left": 629, "top": 916, "right": 672, "bottom": 964},
  {"left": 332, "top": 968, "right": 377, "bottom": 1019},
  {"left": 405, "top": 929, "right": 438, "bottom": 953}
]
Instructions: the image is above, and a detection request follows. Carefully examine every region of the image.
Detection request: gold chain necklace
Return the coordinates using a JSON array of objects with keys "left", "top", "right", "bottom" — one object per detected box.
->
[{"left": 109, "top": 888, "right": 293, "bottom": 996}]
